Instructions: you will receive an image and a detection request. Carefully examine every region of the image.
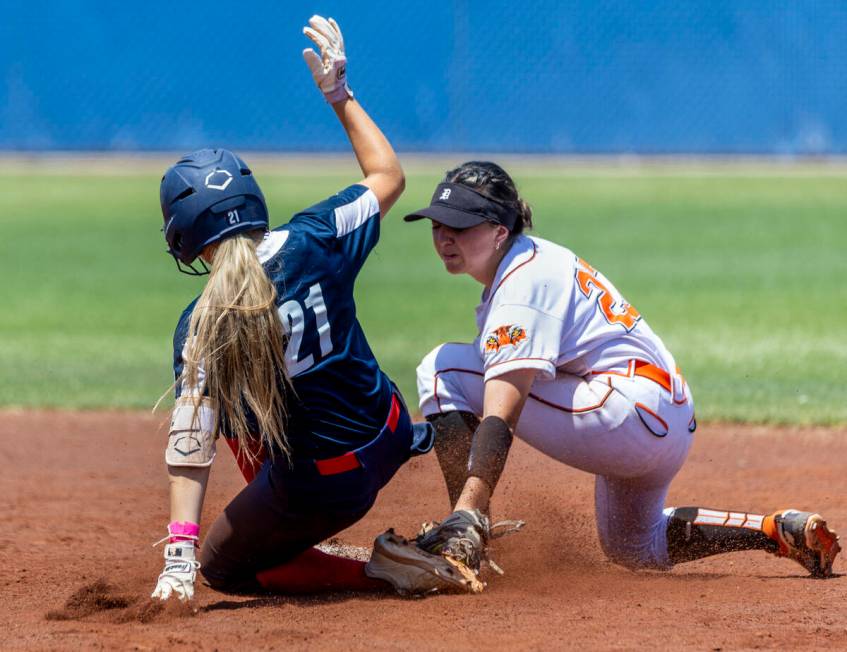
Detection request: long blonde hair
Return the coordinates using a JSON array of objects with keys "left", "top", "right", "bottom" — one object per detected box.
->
[{"left": 178, "top": 232, "right": 291, "bottom": 466}]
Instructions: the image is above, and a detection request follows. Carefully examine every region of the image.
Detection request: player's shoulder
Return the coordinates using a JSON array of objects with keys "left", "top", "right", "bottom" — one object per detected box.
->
[
  {"left": 289, "top": 183, "right": 379, "bottom": 239},
  {"left": 256, "top": 226, "right": 293, "bottom": 264},
  {"left": 173, "top": 296, "right": 199, "bottom": 351},
  {"left": 530, "top": 235, "right": 578, "bottom": 268},
  {"left": 175, "top": 297, "right": 198, "bottom": 329},
  {"left": 299, "top": 183, "right": 373, "bottom": 214},
  {"left": 524, "top": 237, "right": 581, "bottom": 292},
  {"left": 490, "top": 235, "right": 575, "bottom": 303}
]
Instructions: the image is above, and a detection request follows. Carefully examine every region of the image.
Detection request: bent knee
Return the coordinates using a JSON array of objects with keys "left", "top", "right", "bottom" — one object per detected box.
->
[
  {"left": 199, "top": 545, "right": 261, "bottom": 594},
  {"left": 416, "top": 342, "right": 485, "bottom": 417},
  {"left": 597, "top": 531, "right": 671, "bottom": 572},
  {"left": 415, "top": 344, "right": 443, "bottom": 387},
  {"left": 415, "top": 344, "right": 448, "bottom": 415}
]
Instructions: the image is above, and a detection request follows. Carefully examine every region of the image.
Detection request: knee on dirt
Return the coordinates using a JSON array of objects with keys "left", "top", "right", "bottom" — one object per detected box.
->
[
  {"left": 597, "top": 530, "right": 672, "bottom": 572},
  {"left": 199, "top": 547, "right": 260, "bottom": 594}
]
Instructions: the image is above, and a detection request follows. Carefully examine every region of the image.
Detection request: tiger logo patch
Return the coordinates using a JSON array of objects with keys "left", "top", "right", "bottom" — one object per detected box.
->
[{"left": 484, "top": 324, "right": 527, "bottom": 353}]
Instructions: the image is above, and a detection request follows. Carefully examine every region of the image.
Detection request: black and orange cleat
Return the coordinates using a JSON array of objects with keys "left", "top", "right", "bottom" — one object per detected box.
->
[{"left": 764, "top": 510, "right": 841, "bottom": 578}]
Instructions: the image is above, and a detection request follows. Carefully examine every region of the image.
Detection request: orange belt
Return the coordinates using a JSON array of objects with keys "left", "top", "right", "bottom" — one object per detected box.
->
[
  {"left": 592, "top": 359, "right": 680, "bottom": 395},
  {"left": 632, "top": 360, "right": 673, "bottom": 393},
  {"left": 314, "top": 393, "right": 401, "bottom": 476}
]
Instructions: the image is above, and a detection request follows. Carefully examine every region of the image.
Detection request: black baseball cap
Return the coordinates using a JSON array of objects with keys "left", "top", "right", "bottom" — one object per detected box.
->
[{"left": 403, "top": 182, "right": 517, "bottom": 230}]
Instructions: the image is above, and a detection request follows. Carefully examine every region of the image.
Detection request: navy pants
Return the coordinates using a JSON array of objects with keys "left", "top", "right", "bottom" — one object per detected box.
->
[{"left": 200, "top": 394, "right": 414, "bottom": 593}]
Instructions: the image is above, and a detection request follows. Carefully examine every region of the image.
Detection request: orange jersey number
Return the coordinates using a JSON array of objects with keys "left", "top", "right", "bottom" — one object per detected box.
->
[{"left": 575, "top": 257, "right": 641, "bottom": 332}]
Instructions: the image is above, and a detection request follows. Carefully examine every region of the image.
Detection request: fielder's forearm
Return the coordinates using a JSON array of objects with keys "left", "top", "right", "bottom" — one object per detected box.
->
[
  {"left": 168, "top": 465, "right": 210, "bottom": 525},
  {"left": 454, "top": 415, "right": 513, "bottom": 513},
  {"left": 453, "top": 369, "right": 537, "bottom": 512},
  {"left": 455, "top": 476, "right": 493, "bottom": 514}
]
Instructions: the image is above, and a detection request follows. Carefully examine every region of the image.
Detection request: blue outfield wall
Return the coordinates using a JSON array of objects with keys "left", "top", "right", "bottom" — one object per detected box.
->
[{"left": 1, "top": 1, "right": 845, "bottom": 153}]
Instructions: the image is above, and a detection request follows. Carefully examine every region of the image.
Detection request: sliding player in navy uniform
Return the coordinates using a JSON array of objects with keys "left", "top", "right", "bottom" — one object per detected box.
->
[{"left": 151, "top": 16, "right": 467, "bottom": 602}]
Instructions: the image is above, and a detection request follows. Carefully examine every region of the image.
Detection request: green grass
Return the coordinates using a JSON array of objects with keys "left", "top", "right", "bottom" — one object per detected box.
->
[{"left": 1, "top": 161, "right": 845, "bottom": 424}]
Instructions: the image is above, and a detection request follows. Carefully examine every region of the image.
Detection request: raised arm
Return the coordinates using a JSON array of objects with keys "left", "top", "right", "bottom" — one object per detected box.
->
[
  {"left": 302, "top": 15, "right": 405, "bottom": 218},
  {"left": 331, "top": 99, "right": 405, "bottom": 219}
]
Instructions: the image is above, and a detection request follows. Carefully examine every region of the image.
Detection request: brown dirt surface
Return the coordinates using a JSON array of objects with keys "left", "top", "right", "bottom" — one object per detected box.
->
[{"left": 1, "top": 410, "right": 844, "bottom": 651}]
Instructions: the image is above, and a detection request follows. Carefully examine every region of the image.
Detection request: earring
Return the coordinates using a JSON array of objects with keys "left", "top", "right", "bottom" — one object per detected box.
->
[{"left": 496, "top": 241, "right": 501, "bottom": 251}]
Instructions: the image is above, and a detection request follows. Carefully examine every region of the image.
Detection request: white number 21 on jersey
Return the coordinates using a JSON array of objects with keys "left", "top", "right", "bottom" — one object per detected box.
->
[{"left": 277, "top": 283, "right": 333, "bottom": 376}]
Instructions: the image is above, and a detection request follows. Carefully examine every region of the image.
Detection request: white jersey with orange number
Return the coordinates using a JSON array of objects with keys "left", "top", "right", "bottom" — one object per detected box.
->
[
  {"left": 475, "top": 235, "right": 679, "bottom": 382},
  {"left": 418, "top": 233, "right": 694, "bottom": 573}
]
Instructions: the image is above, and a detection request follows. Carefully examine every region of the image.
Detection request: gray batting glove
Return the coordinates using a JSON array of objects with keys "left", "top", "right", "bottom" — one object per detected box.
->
[{"left": 302, "top": 15, "right": 353, "bottom": 104}]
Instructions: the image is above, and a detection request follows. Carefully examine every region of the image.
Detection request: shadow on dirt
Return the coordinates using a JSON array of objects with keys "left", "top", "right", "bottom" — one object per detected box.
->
[{"left": 202, "top": 588, "right": 424, "bottom": 613}]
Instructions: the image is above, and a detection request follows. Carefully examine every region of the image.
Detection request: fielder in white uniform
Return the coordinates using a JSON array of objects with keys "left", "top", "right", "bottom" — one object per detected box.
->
[{"left": 403, "top": 161, "right": 839, "bottom": 579}]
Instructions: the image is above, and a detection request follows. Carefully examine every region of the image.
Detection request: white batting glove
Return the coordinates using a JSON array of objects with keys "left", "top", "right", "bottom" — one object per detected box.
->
[
  {"left": 302, "top": 15, "right": 353, "bottom": 104},
  {"left": 151, "top": 541, "right": 200, "bottom": 602}
]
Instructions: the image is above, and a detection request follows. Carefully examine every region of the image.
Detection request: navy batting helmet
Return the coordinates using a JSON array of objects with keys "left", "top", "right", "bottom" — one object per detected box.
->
[{"left": 160, "top": 148, "right": 269, "bottom": 274}]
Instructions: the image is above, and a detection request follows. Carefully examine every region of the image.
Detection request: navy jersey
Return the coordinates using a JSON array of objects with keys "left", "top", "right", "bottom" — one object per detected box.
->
[{"left": 173, "top": 184, "right": 393, "bottom": 459}]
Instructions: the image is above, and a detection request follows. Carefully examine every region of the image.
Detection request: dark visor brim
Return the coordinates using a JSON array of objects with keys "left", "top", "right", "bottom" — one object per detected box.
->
[{"left": 403, "top": 205, "right": 490, "bottom": 229}]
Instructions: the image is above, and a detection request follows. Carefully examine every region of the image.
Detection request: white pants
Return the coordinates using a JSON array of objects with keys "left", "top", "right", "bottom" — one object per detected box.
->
[{"left": 417, "top": 343, "right": 696, "bottom": 570}]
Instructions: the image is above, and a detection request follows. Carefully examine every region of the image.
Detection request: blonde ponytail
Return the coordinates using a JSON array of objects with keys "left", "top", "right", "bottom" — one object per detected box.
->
[{"left": 179, "top": 233, "right": 291, "bottom": 467}]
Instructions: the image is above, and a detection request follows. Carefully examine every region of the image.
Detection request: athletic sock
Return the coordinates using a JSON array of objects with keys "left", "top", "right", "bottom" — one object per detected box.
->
[
  {"left": 427, "top": 410, "right": 479, "bottom": 507},
  {"left": 666, "top": 506, "right": 779, "bottom": 564},
  {"left": 255, "top": 547, "right": 390, "bottom": 593}
]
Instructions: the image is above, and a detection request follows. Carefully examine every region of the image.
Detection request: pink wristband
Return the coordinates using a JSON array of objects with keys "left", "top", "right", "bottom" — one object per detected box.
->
[
  {"left": 168, "top": 520, "right": 200, "bottom": 544},
  {"left": 325, "top": 84, "right": 353, "bottom": 104}
]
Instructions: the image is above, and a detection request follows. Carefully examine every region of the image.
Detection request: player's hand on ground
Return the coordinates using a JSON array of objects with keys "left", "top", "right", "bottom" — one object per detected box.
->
[
  {"left": 415, "top": 509, "right": 491, "bottom": 572},
  {"left": 416, "top": 509, "right": 526, "bottom": 575},
  {"left": 302, "top": 15, "right": 352, "bottom": 104},
  {"left": 151, "top": 541, "right": 200, "bottom": 602}
]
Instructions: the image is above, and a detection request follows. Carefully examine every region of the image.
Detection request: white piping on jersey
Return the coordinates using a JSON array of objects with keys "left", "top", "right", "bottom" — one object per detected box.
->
[
  {"left": 256, "top": 230, "right": 290, "bottom": 264},
  {"left": 334, "top": 188, "right": 379, "bottom": 237}
]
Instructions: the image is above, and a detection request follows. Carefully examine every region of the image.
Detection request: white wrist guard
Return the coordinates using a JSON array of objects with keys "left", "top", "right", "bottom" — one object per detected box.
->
[{"left": 165, "top": 396, "right": 217, "bottom": 467}]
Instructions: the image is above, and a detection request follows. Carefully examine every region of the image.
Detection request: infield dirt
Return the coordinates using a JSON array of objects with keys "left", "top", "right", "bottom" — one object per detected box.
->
[{"left": 1, "top": 411, "right": 844, "bottom": 650}]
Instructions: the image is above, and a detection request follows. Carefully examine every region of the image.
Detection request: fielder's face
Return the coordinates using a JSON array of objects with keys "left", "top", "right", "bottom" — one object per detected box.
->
[{"left": 431, "top": 221, "right": 503, "bottom": 280}]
